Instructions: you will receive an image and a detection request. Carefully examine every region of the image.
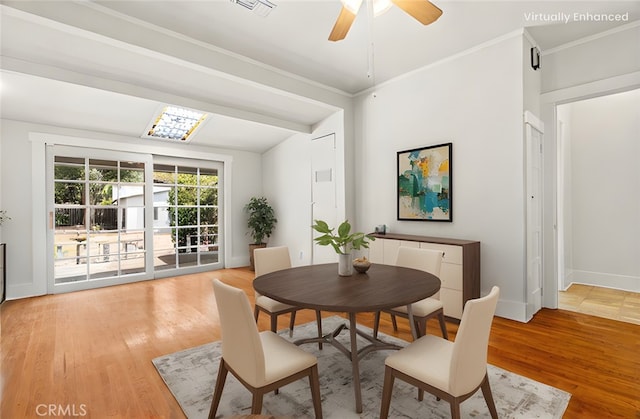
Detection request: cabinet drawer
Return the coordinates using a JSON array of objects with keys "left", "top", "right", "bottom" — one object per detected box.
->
[
  {"left": 368, "top": 240, "right": 384, "bottom": 264},
  {"left": 419, "top": 242, "right": 462, "bottom": 264},
  {"left": 439, "top": 263, "right": 462, "bottom": 290},
  {"left": 441, "top": 288, "right": 463, "bottom": 319}
]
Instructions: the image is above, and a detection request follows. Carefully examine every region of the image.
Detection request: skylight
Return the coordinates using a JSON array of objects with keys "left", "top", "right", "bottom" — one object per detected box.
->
[{"left": 144, "top": 106, "right": 207, "bottom": 142}]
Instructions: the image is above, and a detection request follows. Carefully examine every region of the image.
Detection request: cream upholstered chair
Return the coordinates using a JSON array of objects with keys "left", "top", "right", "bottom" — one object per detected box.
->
[
  {"left": 254, "top": 246, "right": 323, "bottom": 348},
  {"left": 209, "top": 279, "right": 323, "bottom": 419},
  {"left": 373, "top": 247, "right": 448, "bottom": 340},
  {"left": 379, "top": 286, "right": 500, "bottom": 419}
]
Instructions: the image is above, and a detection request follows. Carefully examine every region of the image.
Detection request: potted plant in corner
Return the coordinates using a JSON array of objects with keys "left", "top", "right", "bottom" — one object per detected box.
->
[
  {"left": 245, "top": 197, "right": 277, "bottom": 270},
  {"left": 312, "top": 219, "right": 374, "bottom": 276}
]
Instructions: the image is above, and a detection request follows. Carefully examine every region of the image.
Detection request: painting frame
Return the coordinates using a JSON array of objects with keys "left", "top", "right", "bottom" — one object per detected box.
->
[{"left": 397, "top": 142, "right": 452, "bottom": 222}]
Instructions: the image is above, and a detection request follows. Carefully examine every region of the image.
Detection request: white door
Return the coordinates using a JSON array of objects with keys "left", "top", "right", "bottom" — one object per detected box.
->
[
  {"left": 311, "top": 134, "right": 338, "bottom": 264},
  {"left": 525, "top": 111, "right": 544, "bottom": 319}
]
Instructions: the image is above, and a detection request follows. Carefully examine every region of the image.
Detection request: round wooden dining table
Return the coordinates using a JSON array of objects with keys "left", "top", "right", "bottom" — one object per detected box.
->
[{"left": 253, "top": 262, "right": 441, "bottom": 414}]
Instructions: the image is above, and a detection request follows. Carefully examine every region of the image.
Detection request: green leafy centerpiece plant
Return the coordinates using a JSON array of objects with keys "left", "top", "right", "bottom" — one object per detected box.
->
[
  {"left": 312, "top": 219, "right": 374, "bottom": 276},
  {"left": 245, "top": 197, "right": 277, "bottom": 270}
]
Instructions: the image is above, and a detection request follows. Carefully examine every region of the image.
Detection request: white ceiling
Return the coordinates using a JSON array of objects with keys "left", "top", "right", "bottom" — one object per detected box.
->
[{"left": 1, "top": 0, "right": 638, "bottom": 153}]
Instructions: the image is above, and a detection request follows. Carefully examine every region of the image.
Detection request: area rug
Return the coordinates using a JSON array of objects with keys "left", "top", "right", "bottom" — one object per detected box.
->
[{"left": 152, "top": 316, "right": 570, "bottom": 418}]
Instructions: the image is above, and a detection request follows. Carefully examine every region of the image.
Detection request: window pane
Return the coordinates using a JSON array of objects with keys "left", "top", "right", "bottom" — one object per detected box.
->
[
  {"left": 121, "top": 161, "right": 145, "bottom": 183},
  {"left": 153, "top": 165, "right": 176, "bottom": 184},
  {"left": 176, "top": 186, "right": 197, "bottom": 204},
  {"left": 89, "top": 183, "right": 116, "bottom": 206},
  {"left": 90, "top": 207, "right": 118, "bottom": 231},
  {"left": 177, "top": 166, "right": 198, "bottom": 178},
  {"left": 200, "top": 251, "right": 218, "bottom": 265},
  {"left": 176, "top": 207, "right": 197, "bottom": 227},
  {"left": 178, "top": 253, "right": 198, "bottom": 268},
  {"left": 55, "top": 208, "right": 86, "bottom": 228},
  {"left": 54, "top": 158, "right": 85, "bottom": 180},
  {"left": 200, "top": 169, "right": 218, "bottom": 186},
  {"left": 55, "top": 182, "right": 84, "bottom": 205},
  {"left": 175, "top": 226, "right": 198, "bottom": 251},
  {"left": 153, "top": 204, "right": 170, "bottom": 227},
  {"left": 89, "top": 159, "right": 118, "bottom": 181},
  {"left": 199, "top": 188, "right": 218, "bottom": 206},
  {"left": 199, "top": 227, "right": 218, "bottom": 250},
  {"left": 200, "top": 207, "right": 218, "bottom": 225},
  {"left": 121, "top": 206, "right": 145, "bottom": 230}
]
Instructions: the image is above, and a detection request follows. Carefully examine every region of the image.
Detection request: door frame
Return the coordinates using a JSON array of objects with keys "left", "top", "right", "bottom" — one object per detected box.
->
[{"left": 539, "top": 72, "right": 640, "bottom": 309}]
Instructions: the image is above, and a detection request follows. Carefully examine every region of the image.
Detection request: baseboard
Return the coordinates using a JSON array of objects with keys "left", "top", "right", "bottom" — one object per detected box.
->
[
  {"left": 495, "top": 299, "right": 528, "bottom": 323},
  {"left": 564, "top": 270, "right": 640, "bottom": 293}
]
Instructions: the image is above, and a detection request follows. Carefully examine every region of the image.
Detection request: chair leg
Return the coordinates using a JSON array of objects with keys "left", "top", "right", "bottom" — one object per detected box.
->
[
  {"left": 391, "top": 313, "right": 398, "bottom": 331},
  {"left": 437, "top": 312, "right": 449, "bottom": 340},
  {"left": 289, "top": 311, "right": 297, "bottom": 337},
  {"left": 480, "top": 373, "right": 499, "bottom": 419},
  {"left": 254, "top": 306, "right": 260, "bottom": 322},
  {"left": 270, "top": 313, "right": 278, "bottom": 333},
  {"left": 414, "top": 319, "right": 424, "bottom": 339},
  {"left": 373, "top": 311, "right": 381, "bottom": 339},
  {"left": 449, "top": 400, "right": 462, "bottom": 419},
  {"left": 208, "top": 359, "right": 229, "bottom": 419},
  {"left": 309, "top": 365, "right": 323, "bottom": 419},
  {"left": 379, "top": 366, "right": 396, "bottom": 419},
  {"left": 315, "top": 310, "right": 323, "bottom": 350},
  {"left": 251, "top": 391, "right": 264, "bottom": 415}
]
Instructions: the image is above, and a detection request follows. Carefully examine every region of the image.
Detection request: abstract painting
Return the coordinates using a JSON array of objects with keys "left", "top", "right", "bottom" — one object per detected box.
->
[{"left": 397, "top": 143, "right": 452, "bottom": 221}]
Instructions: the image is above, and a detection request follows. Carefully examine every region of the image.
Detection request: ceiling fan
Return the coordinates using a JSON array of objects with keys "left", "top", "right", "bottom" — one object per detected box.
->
[{"left": 329, "top": 0, "right": 442, "bottom": 41}]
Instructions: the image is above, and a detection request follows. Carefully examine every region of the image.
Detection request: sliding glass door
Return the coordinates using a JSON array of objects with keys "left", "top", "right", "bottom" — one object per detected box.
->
[{"left": 48, "top": 146, "right": 223, "bottom": 292}]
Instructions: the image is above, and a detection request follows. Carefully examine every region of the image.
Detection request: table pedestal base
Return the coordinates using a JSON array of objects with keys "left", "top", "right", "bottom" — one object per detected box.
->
[{"left": 294, "top": 313, "right": 405, "bottom": 413}]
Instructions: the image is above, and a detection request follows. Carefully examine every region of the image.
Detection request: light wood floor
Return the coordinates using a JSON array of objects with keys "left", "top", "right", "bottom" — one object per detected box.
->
[
  {"left": 559, "top": 284, "right": 640, "bottom": 325},
  {"left": 2, "top": 268, "right": 639, "bottom": 418}
]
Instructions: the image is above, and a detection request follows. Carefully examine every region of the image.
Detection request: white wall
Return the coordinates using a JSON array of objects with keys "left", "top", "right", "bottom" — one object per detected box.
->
[
  {"left": 563, "top": 89, "right": 640, "bottom": 291},
  {"left": 262, "top": 111, "right": 345, "bottom": 267},
  {"left": 0, "top": 119, "right": 262, "bottom": 299},
  {"left": 542, "top": 24, "right": 640, "bottom": 94},
  {"left": 354, "top": 33, "right": 528, "bottom": 320}
]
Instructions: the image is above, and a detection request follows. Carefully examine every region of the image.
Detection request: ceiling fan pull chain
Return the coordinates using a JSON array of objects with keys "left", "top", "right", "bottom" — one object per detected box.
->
[{"left": 366, "top": 0, "right": 376, "bottom": 86}]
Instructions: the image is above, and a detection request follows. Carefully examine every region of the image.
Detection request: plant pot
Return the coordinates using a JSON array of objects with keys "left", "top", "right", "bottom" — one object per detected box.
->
[
  {"left": 338, "top": 253, "right": 353, "bottom": 276},
  {"left": 249, "top": 243, "right": 267, "bottom": 271}
]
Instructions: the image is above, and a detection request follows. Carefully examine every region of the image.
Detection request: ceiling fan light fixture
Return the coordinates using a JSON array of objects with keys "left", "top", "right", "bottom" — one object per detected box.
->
[
  {"left": 340, "top": 0, "right": 363, "bottom": 15},
  {"left": 339, "top": 0, "right": 391, "bottom": 16},
  {"left": 373, "top": 0, "right": 392, "bottom": 16}
]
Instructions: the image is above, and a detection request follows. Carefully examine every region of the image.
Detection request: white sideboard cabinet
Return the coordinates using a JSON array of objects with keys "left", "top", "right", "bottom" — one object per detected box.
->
[{"left": 368, "top": 233, "right": 480, "bottom": 321}]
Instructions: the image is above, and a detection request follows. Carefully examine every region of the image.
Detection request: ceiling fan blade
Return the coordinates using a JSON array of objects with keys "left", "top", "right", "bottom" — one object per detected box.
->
[
  {"left": 390, "top": 0, "right": 442, "bottom": 25},
  {"left": 329, "top": 7, "right": 357, "bottom": 42}
]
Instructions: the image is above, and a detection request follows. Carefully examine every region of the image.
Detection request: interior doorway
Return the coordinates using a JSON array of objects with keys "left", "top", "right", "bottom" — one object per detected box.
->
[
  {"left": 554, "top": 89, "right": 640, "bottom": 312},
  {"left": 555, "top": 89, "right": 640, "bottom": 323}
]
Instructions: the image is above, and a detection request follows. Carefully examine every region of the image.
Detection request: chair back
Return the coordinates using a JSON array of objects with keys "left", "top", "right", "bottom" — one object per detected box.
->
[
  {"left": 395, "top": 247, "right": 443, "bottom": 297},
  {"left": 212, "top": 279, "right": 266, "bottom": 385},
  {"left": 449, "top": 286, "right": 500, "bottom": 396},
  {"left": 254, "top": 246, "right": 292, "bottom": 277}
]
